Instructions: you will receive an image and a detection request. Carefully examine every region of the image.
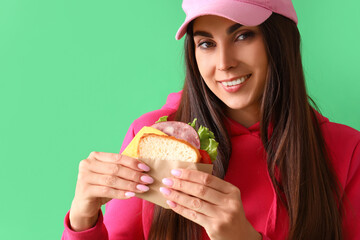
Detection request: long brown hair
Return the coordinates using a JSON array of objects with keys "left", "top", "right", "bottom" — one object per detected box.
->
[{"left": 148, "top": 13, "right": 343, "bottom": 240}]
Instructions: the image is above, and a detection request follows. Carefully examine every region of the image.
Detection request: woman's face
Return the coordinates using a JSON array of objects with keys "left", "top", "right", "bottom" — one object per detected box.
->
[{"left": 193, "top": 15, "right": 268, "bottom": 126}]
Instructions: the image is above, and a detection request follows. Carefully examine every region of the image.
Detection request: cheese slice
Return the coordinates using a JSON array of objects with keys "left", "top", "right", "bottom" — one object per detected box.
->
[{"left": 122, "top": 126, "right": 168, "bottom": 158}]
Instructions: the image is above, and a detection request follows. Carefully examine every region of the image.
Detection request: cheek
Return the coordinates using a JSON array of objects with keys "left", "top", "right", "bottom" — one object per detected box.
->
[
  {"left": 252, "top": 41, "right": 268, "bottom": 74},
  {"left": 254, "top": 46, "right": 268, "bottom": 95},
  {"left": 195, "top": 52, "right": 215, "bottom": 78},
  {"left": 243, "top": 43, "right": 268, "bottom": 94}
]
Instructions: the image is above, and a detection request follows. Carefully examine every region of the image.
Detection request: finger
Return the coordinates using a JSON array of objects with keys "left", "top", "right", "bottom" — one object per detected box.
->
[
  {"left": 171, "top": 169, "right": 234, "bottom": 194},
  {"left": 86, "top": 184, "right": 137, "bottom": 200},
  {"left": 165, "top": 198, "right": 208, "bottom": 227},
  {"left": 84, "top": 171, "right": 150, "bottom": 194},
  {"left": 83, "top": 159, "right": 154, "bottom": 185},
  {"left": 162, "top": 177, "right": 224, "bottom": 205},
  {"left": 160, "top": 187, "right": 218, "bottom": 218},
  {"left": 88, "top": 151, "right": 150, "bottom": 172}
]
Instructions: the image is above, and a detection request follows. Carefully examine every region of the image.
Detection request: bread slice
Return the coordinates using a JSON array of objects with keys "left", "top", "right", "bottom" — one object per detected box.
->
[{"left": 138, "top": 133, "right": 200, "bottom": 163}]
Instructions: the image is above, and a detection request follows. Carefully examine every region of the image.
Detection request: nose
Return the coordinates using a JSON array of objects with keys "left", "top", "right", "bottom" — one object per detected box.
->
[{"left": 217, "top": 45, "right": 237, "bottom": 71}]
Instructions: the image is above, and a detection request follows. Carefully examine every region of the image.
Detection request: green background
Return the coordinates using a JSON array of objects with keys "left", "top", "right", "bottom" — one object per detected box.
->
[{"left": 0, "top": 0, "right": 359, "bottom": 239}]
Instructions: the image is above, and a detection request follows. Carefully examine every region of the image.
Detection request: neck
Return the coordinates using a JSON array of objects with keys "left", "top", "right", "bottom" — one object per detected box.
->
[{"left": 226, "top": 105, "right": 260, "bottom": 128}]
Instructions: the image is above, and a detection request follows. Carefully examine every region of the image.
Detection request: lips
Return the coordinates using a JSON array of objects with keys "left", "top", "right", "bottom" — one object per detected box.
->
[
  {"left": 219, "top": 74, "right": 252, "bottom": 93},
  {"left": 218, "top": 74, "right": 252, "bottom": 83}
]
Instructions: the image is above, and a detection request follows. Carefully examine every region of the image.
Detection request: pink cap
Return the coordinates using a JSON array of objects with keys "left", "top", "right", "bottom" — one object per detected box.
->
[{"left": 175, "top": 0, "right": 298, "bottom": 40}]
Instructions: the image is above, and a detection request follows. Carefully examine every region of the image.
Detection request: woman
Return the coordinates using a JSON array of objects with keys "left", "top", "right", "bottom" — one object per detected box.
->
[{"left": 62, "top": 0, "right": 360, "bottom": 239}]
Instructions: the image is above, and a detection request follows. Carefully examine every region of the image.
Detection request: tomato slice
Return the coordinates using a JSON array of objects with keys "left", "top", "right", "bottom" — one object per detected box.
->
[{"left": 199, "top": 149, "right": 212, "bottom": 164}]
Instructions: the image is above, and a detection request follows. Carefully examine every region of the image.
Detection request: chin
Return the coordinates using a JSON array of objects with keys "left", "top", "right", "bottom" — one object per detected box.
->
[{"left": 223, "top": 100, "right": 248, "bottom": 111}]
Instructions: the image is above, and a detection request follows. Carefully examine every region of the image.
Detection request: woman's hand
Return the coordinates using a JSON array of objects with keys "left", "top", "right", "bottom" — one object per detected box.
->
[
  {"left": 160, "top": 168, "right": 261, "bottom": 240},
  {"left": 69, "top": 151, "right": 154, "bottom": 231}
]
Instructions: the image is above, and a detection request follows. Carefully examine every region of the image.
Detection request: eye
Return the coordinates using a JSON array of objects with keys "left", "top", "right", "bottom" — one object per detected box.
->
[
  {"left": 236, "top": 31, "right": 255, "bottom": 41},
  {"left": 197, "top": 41, "right": 215, "bottom": 49},
  {"left": 195, "top": 31, "right": 255, "bottom": 49}
]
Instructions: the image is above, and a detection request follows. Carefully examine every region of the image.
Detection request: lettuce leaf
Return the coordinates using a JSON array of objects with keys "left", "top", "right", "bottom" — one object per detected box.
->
[
  {"left": 197, "top": 125, "right": 218, "bottom": 162},
  {"left": 188, "top": 118, "right": 197, "bottom": 129},
  {"left": 155, "top": 116, "right": 168, "bottom": 123},
  {"left": 188, "top": 119, "right": 219, "bottom": 162}
]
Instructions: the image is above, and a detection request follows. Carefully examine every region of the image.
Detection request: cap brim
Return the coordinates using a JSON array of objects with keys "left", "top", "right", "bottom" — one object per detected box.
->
[{"left": 175, "top": 1, "right": 272, "bottom": 40}]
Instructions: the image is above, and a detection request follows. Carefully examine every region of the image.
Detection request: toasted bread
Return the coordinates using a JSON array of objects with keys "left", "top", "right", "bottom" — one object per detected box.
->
[{"left": 138, "top": 133, "right": 200, "bottom": 163}]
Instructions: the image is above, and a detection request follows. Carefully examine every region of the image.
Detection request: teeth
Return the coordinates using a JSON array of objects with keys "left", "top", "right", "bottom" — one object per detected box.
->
[{"left": 222, "top": 74, "right": 251, "bottom": 87}]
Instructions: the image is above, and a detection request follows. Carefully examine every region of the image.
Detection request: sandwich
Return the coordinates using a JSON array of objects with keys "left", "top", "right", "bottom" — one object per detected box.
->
[{"left": 122, "top": 116, "right": 218, "bottom": 164}]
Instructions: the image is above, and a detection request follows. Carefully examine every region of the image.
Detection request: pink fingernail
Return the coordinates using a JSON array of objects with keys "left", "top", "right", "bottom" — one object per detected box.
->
[
  {"left": 138, "top": 163, "right": 150, "bottom": 172},
  {"left": 166, "top": 200, "right": 177, "bottom": 208},
  {"left": 125, "top": 192, "right": 135, "bottom": 198},
  {"left": 162, "top": 178, "right": 173, "bottom": 186},
  {"left": 171, "top": 169, "right": 182, "bottom": 177},
  {"left": 136, "top": 184, "right": 150, "bottom": 192},
  {"left": 141, "top": 175, "right": 154, "bottom": 184},
  {"left": 159, "top": 187, "right": 171, "bottom": 196}
]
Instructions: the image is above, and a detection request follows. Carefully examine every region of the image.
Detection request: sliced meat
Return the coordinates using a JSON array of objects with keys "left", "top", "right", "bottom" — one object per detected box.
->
[{"left": 151, "top": 121, "right": 200, "bottom": 149}]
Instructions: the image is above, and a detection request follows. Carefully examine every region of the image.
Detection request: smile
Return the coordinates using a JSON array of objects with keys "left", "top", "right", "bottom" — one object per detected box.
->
[
  {"left": 220, "top": 74, "right": 252, "bottom": 87},
  {"left": 219, "top": 74, "right": 252, "bottom": 93}
]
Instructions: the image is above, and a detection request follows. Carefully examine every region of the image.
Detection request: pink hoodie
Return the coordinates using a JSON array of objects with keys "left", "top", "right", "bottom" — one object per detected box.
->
[{"left": 62, "top": 90, "right": 360, "bottom": 240}]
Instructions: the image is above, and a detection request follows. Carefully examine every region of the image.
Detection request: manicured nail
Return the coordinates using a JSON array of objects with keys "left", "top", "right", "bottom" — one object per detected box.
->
[
  {"left": 159, "top": 187, "right": 171, "bottom": 196},
  {"left": 141, "top": 175, "right": 154, "bottom": 184},
  {"left": 162, "top": 178, "right": 173, "bottom": 186},
  {"left": 166, "top": 200, "right": 177, "bottom": 208},
  {"left": 125, "top": 192, "right": 135, "bottom": 198},
  {"left": 171, "top": 169, "right": 182, "bottom": 177},
  {"left": 138, "top": 163, "right": 150, "bottom": 172},
  {"left": 136, "top": 184, "right": 150, "bottom": 192}
]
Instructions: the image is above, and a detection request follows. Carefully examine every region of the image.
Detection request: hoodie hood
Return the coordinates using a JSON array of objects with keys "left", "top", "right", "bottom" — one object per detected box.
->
[{"left": 161, "top": 90, "right": 182, "bottom": 110}]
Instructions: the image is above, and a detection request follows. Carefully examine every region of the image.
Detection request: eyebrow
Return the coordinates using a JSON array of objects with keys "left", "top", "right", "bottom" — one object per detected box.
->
[{"left": 193, "top": 23, "right": 243, "bottom": 38}]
